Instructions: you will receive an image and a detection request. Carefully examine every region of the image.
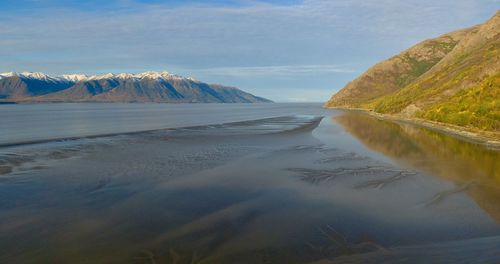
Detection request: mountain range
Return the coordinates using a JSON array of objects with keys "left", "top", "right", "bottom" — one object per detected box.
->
[
  {"left": 326, "top": 11, "right": 499, "bottom": 132},
  {"left": 0, "top": 71, "right": 272, "bottom": 103}
]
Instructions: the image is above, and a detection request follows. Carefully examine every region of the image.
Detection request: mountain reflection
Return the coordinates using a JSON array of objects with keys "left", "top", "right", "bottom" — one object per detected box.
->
[{"left": 336, "top": 111, "right": 500, "bottom": 222}]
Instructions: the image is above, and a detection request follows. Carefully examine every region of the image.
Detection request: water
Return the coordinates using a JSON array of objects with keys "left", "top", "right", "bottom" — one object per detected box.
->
[
  {"left": 0, "top": 103, "right": 323, "bottom": 146},
  {"left": 334, "top": 112, "right": 500, "bottom": 222},
  {"left": 0, "top": 103, "right": 499, "bottom": 263}
]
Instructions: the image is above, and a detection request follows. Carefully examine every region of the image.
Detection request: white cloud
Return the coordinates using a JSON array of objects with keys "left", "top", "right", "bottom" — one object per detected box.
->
[
  {"left": 0, "top": 0, "right": 497, "bottom": 101},
  {"left": 194, "top": 64, "right": 354, "bottom": 77},
  {"left": 0, "top": 0, "right": 495, "bottom": 72}
]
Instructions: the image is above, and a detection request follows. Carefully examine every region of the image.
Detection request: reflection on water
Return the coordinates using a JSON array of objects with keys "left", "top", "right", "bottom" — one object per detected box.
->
[
  {"left": 336, "top": 111, "right": 500, "bottom": 222},
  {"left": 1, "top": 112, "right": 500, "bottom": 263}
]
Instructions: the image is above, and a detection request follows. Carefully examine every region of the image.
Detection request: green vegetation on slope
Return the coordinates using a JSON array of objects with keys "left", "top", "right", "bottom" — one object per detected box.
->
[
  {"left": 394, "top": 39, "right": 458, "bottom": 88},
  {"left": 372, "top": 36, "right": 499, "bottom": 115},
  {"left": 325, "top": 33, "right": 465, "bottom": 108},
  {"left": 417, "top": 73, "right": 500, "bottom": 131}
]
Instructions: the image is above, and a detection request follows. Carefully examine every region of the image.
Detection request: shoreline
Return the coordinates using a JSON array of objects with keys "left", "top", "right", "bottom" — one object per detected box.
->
[{"left": 327, "top": 107, "right": 500, "bottom": 150}]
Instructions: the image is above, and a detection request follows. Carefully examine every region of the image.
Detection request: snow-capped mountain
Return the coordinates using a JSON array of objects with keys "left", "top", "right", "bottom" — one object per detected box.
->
[
  {"left": 0, "top": 72, "right": 75, "bottom": 98},
  {"left": 0, "top": 71, "right": 197, "bottom": 82},
  {"left": 0, "top": 72, "right": 18, "bottom": 79},
  {"left": 1, "top": 72, "right": 70, "bottom": 82},
  {"left": 0, "top": 71, "right": 271, "bottom": 103},
  {"left": 61, "top": 74, "right": 89, "bottom": 82}
]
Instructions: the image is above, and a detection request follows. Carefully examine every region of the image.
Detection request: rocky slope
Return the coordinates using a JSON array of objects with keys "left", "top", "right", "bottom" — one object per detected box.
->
[
  {"left": 326, "top": 11, "right": 499, "bottom": 132},
  {"left": 0, "top": 71, "right": 271, "bottom": 103},
  {"left": 0, "top": 72, "right": 74, "bottom": 98}
]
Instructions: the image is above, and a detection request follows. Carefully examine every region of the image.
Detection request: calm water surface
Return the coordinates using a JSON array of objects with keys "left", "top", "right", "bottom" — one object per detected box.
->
[
  {"left": 334, "top": 112, "right": 500, "bottom": 222},
  {"left": 0, "top": 103, "right": 323, "bottom": 146},
  {"left": 0, "top": 104, "right": 499, "bottom": 263}
]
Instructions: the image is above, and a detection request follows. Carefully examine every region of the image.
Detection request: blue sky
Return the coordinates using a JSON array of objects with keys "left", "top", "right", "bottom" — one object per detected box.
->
[{"left": 0, "top": 0, "right": 498, "bottom": 101}]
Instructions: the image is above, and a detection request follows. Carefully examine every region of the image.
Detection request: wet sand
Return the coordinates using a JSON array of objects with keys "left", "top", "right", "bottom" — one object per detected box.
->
[{"left": 0, "top": 111, "right": 499, "bottom": 263}]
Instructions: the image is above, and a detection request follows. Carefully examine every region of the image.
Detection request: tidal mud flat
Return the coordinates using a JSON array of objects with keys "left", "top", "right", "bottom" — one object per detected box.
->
[{"left": 0, "top": 112, "right": 499, "bottom": 263}]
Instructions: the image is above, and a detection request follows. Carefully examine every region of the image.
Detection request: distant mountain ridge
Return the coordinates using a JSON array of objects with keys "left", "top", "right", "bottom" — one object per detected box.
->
[
  {"left": 325, "top": 11, "right": 500, "bottom": 132},
  {"left": 0, "top": 71, "right": 272, "bottom": 103}
]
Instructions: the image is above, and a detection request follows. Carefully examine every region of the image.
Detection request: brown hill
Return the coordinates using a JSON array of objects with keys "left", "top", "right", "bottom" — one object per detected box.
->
[{"left": 326, "top": 11, "right": 500, "bottom": 132}]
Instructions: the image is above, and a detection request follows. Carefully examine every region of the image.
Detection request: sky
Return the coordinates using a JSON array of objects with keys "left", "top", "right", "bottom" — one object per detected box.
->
[{"left": 0, "top": 0, "right": 498, "bottom": 102}]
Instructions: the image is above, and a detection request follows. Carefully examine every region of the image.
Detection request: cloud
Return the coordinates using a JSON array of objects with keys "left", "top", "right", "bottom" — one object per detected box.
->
[
  {"left": 193, "top": 64, "right": 354, "bottom": 77},
  {"left": 0, "top": 0, "right": 497, "bottom": 101},
  {"left": 0, "top": 0, "right": 496, "bottom": 72}
]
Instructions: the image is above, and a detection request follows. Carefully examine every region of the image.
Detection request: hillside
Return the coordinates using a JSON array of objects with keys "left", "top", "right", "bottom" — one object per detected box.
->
[
  {"left": 325, "top": 11, "right": 500, "bottom": 132},
  {"left": 325, "top": 28, "right": 473, "bottom": 107},
  {"left": 0, "top": 72, "right": 73, "bottom": 98},
  {"left": 0, "top": 72, "right": 271, "bottom": 103}
]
